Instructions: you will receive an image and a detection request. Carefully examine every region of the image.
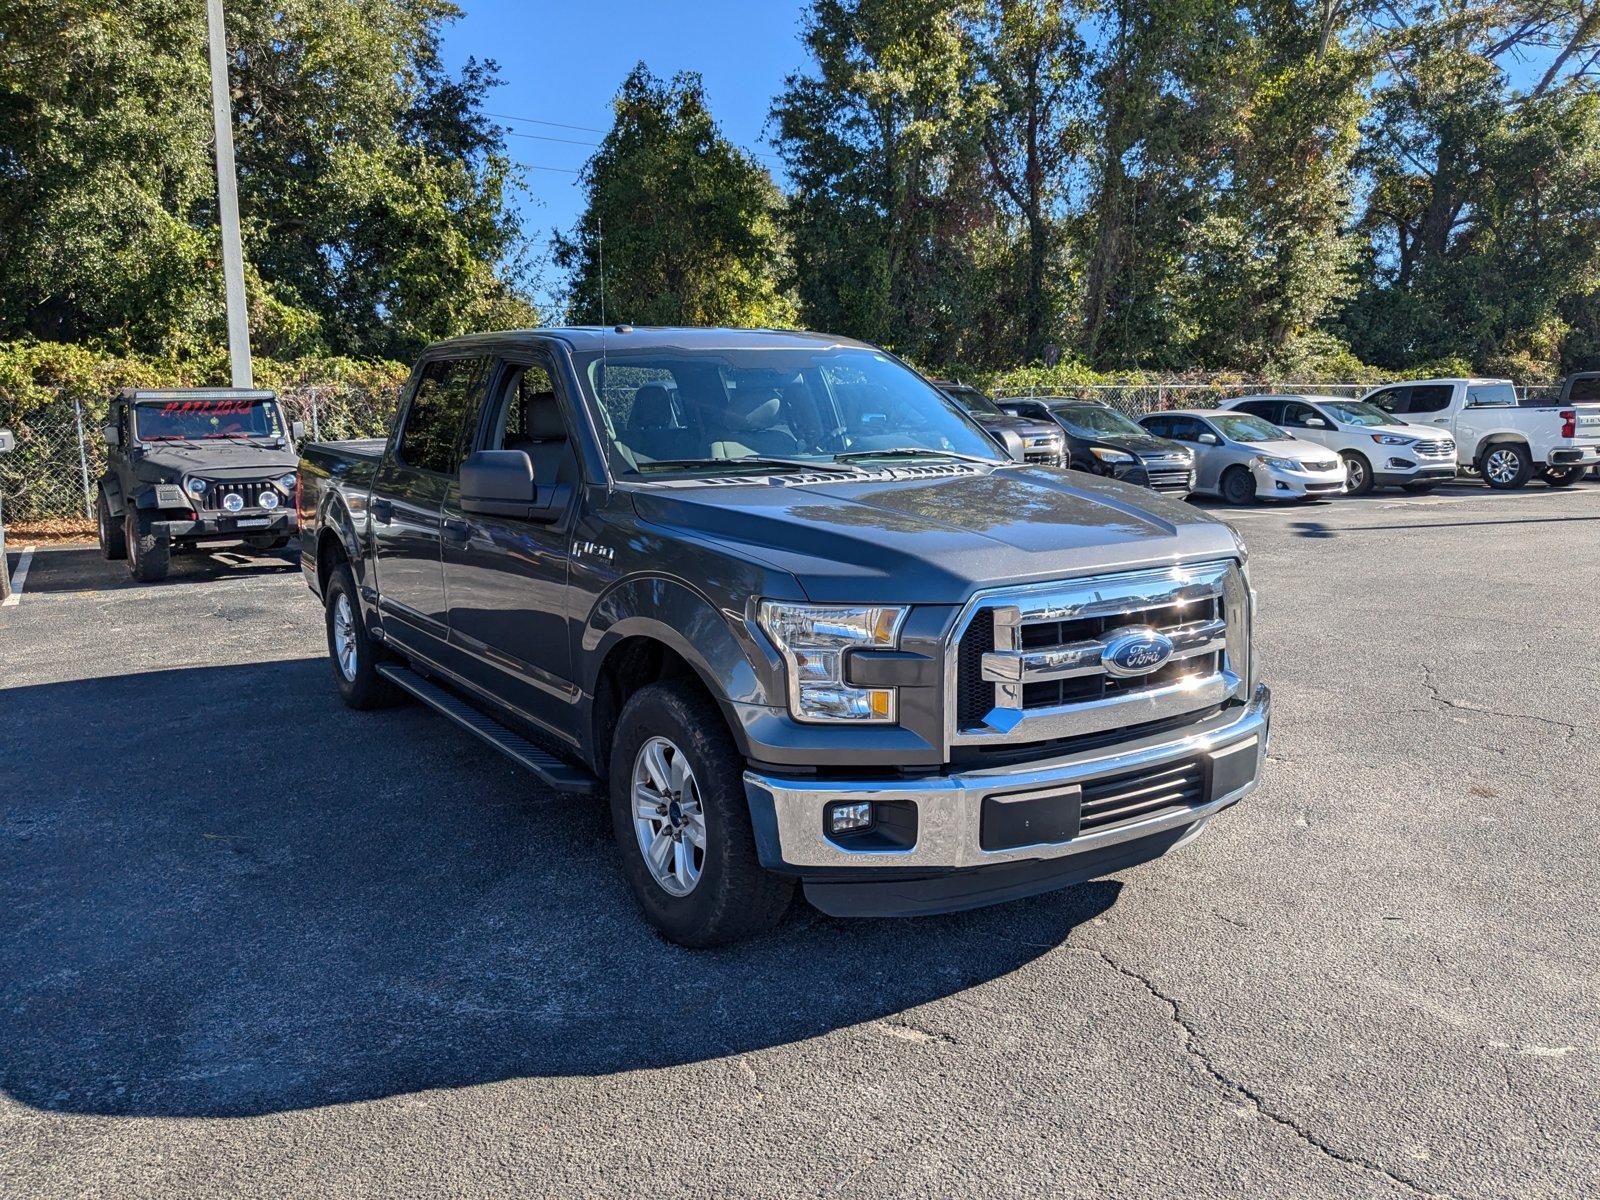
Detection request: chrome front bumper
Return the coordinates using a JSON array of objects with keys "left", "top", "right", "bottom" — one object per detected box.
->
[{"left": 745, "top": 684, "right": 1270, "bottom": 873}]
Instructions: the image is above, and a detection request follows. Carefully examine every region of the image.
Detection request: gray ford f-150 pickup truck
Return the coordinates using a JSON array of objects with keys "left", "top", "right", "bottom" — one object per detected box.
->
[{"left": 298, "top": 327, "right": 1270, "bottom": 946}]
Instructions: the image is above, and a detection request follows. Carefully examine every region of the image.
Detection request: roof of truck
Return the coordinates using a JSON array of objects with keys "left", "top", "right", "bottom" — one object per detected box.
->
[{"left": 422, "top": 327, "right": 873, "bottom": 356}]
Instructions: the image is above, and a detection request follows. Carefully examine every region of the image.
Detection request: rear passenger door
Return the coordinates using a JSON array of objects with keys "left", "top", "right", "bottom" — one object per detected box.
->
[
  {"left": 371, "top": 356, "right": 488, "bottom": 655},
  {"left": 441, "top": 353, "right": 581, "bottom": 738}
]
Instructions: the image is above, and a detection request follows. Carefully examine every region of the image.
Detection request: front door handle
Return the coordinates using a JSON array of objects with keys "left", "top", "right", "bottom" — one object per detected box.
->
[
  {"left": 442, "top": 517, "right": 471, "bottom": 544},
  {"left": 370, "top": 497, "right": 393, "bottom": 521},
  {"left": 1432, "top": 418, "right": 1450, "bottom": 424}
]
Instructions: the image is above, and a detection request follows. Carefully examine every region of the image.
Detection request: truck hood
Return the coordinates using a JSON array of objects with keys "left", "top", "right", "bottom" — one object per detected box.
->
[
  {"left": 134, "top": 440, "right": 300, "bottom": 477},
  {"left": 629, "top": 465, "right": 1240, "bottom": 603}
]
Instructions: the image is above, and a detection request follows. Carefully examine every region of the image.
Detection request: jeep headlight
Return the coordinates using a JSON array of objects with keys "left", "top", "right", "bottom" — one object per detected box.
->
[{"left": 757, "top": 601, "right": 907, "bottom": 723}]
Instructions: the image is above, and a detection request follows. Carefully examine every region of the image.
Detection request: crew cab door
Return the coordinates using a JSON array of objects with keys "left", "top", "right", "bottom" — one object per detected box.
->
[
  {"left": 370, "top": 356, "right": 488, "bottom": 654},
  {"left": 441, "top": 352, "right": 580, "bottom": 738}
]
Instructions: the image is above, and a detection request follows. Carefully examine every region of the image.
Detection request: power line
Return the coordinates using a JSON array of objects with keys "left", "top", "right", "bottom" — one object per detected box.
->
[
  {"left": 486, "top": 111, "right": 606, "bottom": 134},
  {"left": 490, "top": 108, "right": 783, "bottom": 161},
  {"left": 503, "top": 130, "right": 601, "bottom": 148},
  {"left": 518, "top": 163, "right": 582, "bottom": 174}
]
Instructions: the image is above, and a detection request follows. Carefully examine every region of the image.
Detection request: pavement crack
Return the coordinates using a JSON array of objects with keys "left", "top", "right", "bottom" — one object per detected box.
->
[
  {"left": 1421, "top": 663, "right": 1580, "bottom": 745},
  {"left": 1070, "top": 944, "right": 1453, "bottom": 1199},
  {"left": 870, "top": 1016, "right": 955, "bottom": 1046}
]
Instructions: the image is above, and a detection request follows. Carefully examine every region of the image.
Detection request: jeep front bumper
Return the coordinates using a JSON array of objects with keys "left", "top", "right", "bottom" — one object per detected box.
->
[
  {"left": 744, "top": 684, "right": 1270, "bottom": 916},
  {"left": 150, "top": 510, "right": 298, "bottom": 540}
]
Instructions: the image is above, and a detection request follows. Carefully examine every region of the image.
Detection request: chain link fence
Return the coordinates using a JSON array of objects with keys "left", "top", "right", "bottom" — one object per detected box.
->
[{"left": 0, "top": 382, "right": 399, "bottom": 535}]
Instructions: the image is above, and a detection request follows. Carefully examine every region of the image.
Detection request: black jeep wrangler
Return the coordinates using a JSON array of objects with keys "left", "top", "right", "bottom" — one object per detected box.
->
[{"left": 96, "top": 388, "right": 303, "bottom": 581}]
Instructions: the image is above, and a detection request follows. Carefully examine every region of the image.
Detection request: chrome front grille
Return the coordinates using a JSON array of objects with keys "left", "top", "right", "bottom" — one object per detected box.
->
[
  {"left": 949, "top": 561, "right": 1249, "bottom": 748},
  {"left": 197, "top": 479, "right": 274, "bottom": 511},
  {"left": 1413, "top": 438, "right": 1455, "bottom": 456}
]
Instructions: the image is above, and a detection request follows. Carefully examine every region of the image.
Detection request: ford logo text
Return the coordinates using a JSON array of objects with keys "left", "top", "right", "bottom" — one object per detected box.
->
[{"left": 1101, "top": 627, "right": 1175, "bottom": 678}]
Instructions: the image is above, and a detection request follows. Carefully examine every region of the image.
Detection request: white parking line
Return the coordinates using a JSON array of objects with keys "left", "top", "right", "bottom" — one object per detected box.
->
[{"left": 3, "top": 545, "right": 37, "bottom": 606}]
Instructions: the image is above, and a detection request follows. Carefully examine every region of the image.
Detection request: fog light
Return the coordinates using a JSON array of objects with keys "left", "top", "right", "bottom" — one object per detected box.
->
[
  {"left": 222, "top": 492, "right": 245, "bottom": 512},
  {"left": 828, "top": 802, "right": 873, "bottom": 834}
]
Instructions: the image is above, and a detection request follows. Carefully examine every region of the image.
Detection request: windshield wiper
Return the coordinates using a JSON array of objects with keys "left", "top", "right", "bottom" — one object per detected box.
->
[
  {"left": 629, "top": 455, "right": 862, "bottom": 476},
  {"left": 833, "top": 447, "right": 998, "bottom": 465}
]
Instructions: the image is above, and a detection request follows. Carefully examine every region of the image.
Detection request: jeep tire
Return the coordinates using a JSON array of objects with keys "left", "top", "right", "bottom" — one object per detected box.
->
[
  {"left": 97, "top": 490, "right": 127, "bottom": 560},
  {"left": 126, "top": 510, "right": 170, "bottom": 581}
]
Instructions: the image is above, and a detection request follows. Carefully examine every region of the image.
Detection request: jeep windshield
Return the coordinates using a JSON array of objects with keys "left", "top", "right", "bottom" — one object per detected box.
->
[
  {"left": 578, "top": 346, "right": 1002, "bottom": 478},
  {"left": 134, "top": 398, "right": 285, "bottom": 441}
]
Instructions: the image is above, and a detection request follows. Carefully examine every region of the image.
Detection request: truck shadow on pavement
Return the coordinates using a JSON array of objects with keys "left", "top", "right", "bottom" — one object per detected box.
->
[
  {"left": 1, "top": 657, "right": 1118, "bottom": 1119},
  {"left": 12, "top": 544, "right": 298, "bottom": 595}
]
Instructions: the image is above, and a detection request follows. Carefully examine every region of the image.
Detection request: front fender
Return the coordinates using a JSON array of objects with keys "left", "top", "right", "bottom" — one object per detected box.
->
[{"left": 581, "top": 574, "right": 782, "bottom": 712}]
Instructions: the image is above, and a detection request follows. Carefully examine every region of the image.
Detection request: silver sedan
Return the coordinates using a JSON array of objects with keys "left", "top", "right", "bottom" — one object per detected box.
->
[{"left": 1136, "top": 409, "right": 1346, "bottom": 503}]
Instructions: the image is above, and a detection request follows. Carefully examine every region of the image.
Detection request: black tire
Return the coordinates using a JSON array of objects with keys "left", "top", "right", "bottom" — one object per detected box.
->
[
  {"left": 324, "top": 562, "right": 403, "bottom": 710},
  {"left": 1539, "top": 465, "right": 1584, "bottom": 488},
  {"left": 609, "top": 679, "right": 794, "bottom": 948},
  {"left": 97, "top": 491, "right": 127, "bottom": 560},
  {"left": 1479, "top": 443, "right": 1532, "bottom": 490},
  {"left": 1339, "top": 450, "right": 1374, "bottom": 496},
  {"left": 1220, "top": 466, "right": 1257, "bottom": 505},
  {"left": 1402, "top": 480, "right": 1437, "bottom": 494},
  {"left": 125, "top": 510, "right": 170, "bottom": 581}
]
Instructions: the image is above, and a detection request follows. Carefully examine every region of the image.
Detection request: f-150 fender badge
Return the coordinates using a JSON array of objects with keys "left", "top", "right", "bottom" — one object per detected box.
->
[
  {"left": 573, "top": 539, "right": 616, "bottom": 564},
  {"left": 1101, "top": 627, "right": 1175, "bottom": 678}
]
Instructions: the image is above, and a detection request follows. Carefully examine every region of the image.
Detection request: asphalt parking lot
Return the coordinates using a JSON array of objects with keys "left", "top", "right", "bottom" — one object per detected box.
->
[{"left": 3, "top": 481, "right": 1597, "bottom": 1199}]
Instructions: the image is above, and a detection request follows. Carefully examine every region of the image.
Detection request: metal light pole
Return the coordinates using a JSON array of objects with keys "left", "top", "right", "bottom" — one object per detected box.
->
[
  {"left": 205, "top": 0, "right": 253, "bottom": 388},
  {"left": 0, "top": 428, "right": 14, "bottom": 603}
]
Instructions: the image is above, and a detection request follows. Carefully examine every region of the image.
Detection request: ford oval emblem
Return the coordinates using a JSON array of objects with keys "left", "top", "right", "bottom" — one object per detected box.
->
[{"left": 1102, "top": 627, "right": 1175, "bottom": 678}]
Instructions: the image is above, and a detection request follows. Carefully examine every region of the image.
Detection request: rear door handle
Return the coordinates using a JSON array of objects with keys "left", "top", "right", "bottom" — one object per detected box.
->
[
  {"left": 442, "top": 517, "right": 471, "bottom": 544},
  {"left": 370, "top": 497, "right": 393, "bottom": 521}
]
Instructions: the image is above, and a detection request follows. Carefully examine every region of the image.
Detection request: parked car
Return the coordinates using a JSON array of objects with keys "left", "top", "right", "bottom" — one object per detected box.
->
[
  {"left": 931, "top": 380, "right": 1065, "bottom": 466},
  {"left": 1137, "top": 409, "right": 1345, "bottom": 504},
  {"left": 1219, "top": 393, "right": 1455, "bottom": 496},
  {"left": 299, "top": 328, "right": 1269, "bottom": 947},
  {"left": 998, "top": 396, "right": 1195, "bottom": 496},
  {"left": 1363, "top": 378, "right": 1600, "bottom": 488},
  {"left": 96, "top": 388, "right": 303, "bottom": 581},
  {"left": 1553, "top": 372, "right": 1600, "bottom": 479}
]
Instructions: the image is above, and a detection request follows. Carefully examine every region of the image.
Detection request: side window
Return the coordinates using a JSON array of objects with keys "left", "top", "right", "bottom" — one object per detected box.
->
[
  {"left": 1234, "top": 400, "right": 1277, "bottom": 422},
  {"left": 1141, "top": 416, "right": 1171, "bottom": 439},
  {"left": 1368, "top": 387, "right": 1403, "bottom": 414},
  {"left": 1409, "top": 385, "right": 1454, "bottom": 414},
  {"left": 1569, "top": 376, "right": 1600, "bottom": 402},
  {"left": 1167, "top": 417, "right": 1200, "bottom": 442},
  {"left": 397, "top": 358, "right": 487, "bottom": 474},
  {"left": 1281, "top": 402, "right": 1318, "bottom": 428},
  {"left": 116, "top": 403, "right": 130, "bottom": 446},
  {"left": 487, "top": 361, "right": 562, "bottom": 451}
]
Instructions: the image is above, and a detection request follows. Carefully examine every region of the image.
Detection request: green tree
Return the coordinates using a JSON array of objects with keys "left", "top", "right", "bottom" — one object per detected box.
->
[
  {"left": 772, "top": 0, "right": 992, "bottom": 363},
  {"left": 0, "top": 0, "right": 532, "bottom": 361},
  {"left": 557, "top": 64, "right": 794, "bottom": 329}
]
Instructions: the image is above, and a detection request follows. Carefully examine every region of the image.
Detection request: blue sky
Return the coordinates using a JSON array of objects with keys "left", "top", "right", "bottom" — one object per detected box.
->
[{"left": 439, "top": 1, "right": 811, "bottom": 303}]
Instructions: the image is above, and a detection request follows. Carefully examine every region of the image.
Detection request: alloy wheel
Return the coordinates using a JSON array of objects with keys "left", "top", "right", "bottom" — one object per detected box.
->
[
  {"left": 630, "top": 736, "right": 706, "bottom": 897},
  {"left": 1485, "top": 449, "right": 1519, "bottom": 485},
  {"left": 1345, "top": 457, "right": 1366, "bottom": 490},
  {"left": 333, "top": 592, "right": 359, "bottom": 681}
]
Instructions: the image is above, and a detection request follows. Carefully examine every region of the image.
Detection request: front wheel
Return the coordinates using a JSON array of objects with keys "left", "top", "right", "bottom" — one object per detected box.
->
[
  {"left": 97, "top": 491, "right": 127, "bottom": 560},
  {"left": 609, "top": 679, "right": 794, "bottom": 947},
  {"left": 1540, "top": 465, "right": 1584, "bottom": 488},
  {"left": 1480, "top": 444, "right": 1532, "bottom": 489},
  {"left": 1220, "top": 466, "right": 1257, "bottom": 505},
  {"left": 1340, "top": 450, "right": 1374, "bottom": 496},
  {"left": 125, "top": 511, "right": 169, "bottom": 581},
  {"left": 324, "top": 563, "right": 402, "bottom": 710}
]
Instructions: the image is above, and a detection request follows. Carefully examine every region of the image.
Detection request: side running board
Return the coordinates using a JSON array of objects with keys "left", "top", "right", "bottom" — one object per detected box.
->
[{"left": 377, "top": 663, "right": 595, "bottom": 794}]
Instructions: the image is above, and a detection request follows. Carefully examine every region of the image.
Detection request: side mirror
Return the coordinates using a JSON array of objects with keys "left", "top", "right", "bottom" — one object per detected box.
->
[
  {"left": 0, "top": 428, "right": 13, "bottom": 454},
  {"left": 1304, "top": 417, "right": 1329, "bottom": 429},
  {"left": 460, "top": 449, "right": 543, "bottom": 519},
  {"left": 102, "top": 425, "right": 120, "bottom": 447},
  {"left": 291, "top": 420, "right": 306, "bottom": 441},
  {"left": 995, "top": 428, "right": 1028, "bottom": 463},
  {"left": 1197, "top": 432, "right": 1220, "bottom": 446}
]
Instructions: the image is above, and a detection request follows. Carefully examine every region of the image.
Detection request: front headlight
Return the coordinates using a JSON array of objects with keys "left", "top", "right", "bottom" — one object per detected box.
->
[
  {"left": 757, "top": 601, "right": 908, "bottom": 723},
  {"left": 1253, "top": 455, "right": 1301, "bottom": 471},
  {"left": 277, "top": 472, "right": 298, "bottom": 491},
  {"left": 1370, "top": 434, "right": 1412, "bottom": 446},
  {"left": 185, "top": 478, "right": 209, "bottom": 497},
  {"left": 1089, "top": 446, "right": 1135, "bottom": 464}
]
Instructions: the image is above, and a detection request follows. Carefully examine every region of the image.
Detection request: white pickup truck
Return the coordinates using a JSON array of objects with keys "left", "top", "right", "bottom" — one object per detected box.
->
[{"left": 1362, "top": 378, "right": 1600, "bottom": 488}]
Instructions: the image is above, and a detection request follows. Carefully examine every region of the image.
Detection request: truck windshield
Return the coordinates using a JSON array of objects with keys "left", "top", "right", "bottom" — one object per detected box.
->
[
  {"left": 134, "top": 399, "right": 284, "bottom": 441},
  {"left": 577, "top": 346, "right": 1002, "bottom": 476},
  {"left": 1320, "top": 401, "right": 1395, "bottom": 427},
  {"left": 1210, "top": 413, "right": 1290, "bottom": 444},
  {"left": 1049, "top": 404, "right": 1147, "bottom": 439}
]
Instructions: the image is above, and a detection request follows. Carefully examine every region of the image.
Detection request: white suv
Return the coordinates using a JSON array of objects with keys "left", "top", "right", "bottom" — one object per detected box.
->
[{"left": 1221, "top": 394, "right": 1456, "bottom": 495}]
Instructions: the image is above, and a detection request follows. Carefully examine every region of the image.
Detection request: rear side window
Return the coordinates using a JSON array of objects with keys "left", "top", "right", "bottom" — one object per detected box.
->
[
  {"left": 398, "top": 358, "right": 488, "bottom": 474},
  {"left": 1140, "top": 416, "right": 1171, "bottom": 438},
  {"left": 1233, "top": 400, "right": 1280, "bottom": 422},
  {"left": 1465, "top": 383, "right": 1515, "bottom": 408},
  {"left": 1409, "top": 385, "right": 1455, "bottom": 413},
  {"left": 1569, "top": 376, "right": 1600, "bottom": 402}
]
